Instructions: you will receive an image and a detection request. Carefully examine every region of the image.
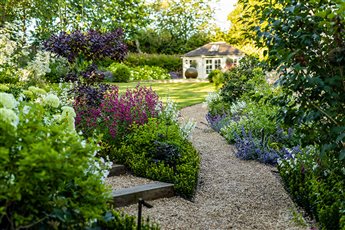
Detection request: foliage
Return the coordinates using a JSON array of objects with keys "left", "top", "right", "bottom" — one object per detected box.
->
[
  {"left": 75, "top": 85, "right": 162, "bottom": 146},
  {"left": 224, "top": 0, "right": 266, "bottom": 58},
  {"left": 235, "top": 127, "right": 300, "bottom": 165},
  {"left": 140, "top": 0, "right": 214, "bottom": 54},
  {"left": 278, "top": 146, "right": 345, "bottom": 229},
  {"left": 90, "top": 210, "right": 160, "bottom": 230},
  {"left": 204, "top": 91, "right": 230, "bottom": 117},
  {"left": 205, "top": 112, "right": 230, "bottom": 133},
  {"left": 220, "top": 100, "right": 279, "bottom": 143},
  {"left": 0, "top": 91, "right": 112, "bottom": 229},
  {"left": 220, "top": 56, "right": 264, "bottom": 104},
  {"left": 107, "top": 63, "right": 131, "bottom": 83},
  {"left": 0, "top": 0, "right": 150, "bottom": 42},
  {"left": 0, "top": 23, "right": 53, "bottom": 85},
  {"left": 124, "top": 53, "right": 182, "bottom": 72},
  {"left": 240, "top": 0, "right": 345, "bottom": 160},
  {"left": 207, "top": 69, "right": 220, "bottom": 83},
  {"left": 107, "top": 63, "right": 171, "bottom": 82},
  {"left": 44, "top": 29, "right": 127, "bottom": 64},
  {"left": 130, "top": 65, "right": 170, "bottom": 81},
  {"left": 132, "top": 29, "right": 212, "bottom": 54},
  {"left": 115, "top": 118, "right": 200, "bottom": 198},
  {"left": 44, "top": 55, "right": 70, "bottom": 83}
]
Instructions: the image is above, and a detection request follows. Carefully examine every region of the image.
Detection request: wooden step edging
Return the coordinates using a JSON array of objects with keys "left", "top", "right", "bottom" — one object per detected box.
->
[
  {"left": 112, "top": 182, "right": 174, "bottom": 207},
  {"left": 108, "top": 164, "right": 126, "bottom": 177}
]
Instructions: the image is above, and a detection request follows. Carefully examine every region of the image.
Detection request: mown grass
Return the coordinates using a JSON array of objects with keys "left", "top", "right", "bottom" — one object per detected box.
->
[{"left": 114, "top": 81, "right": 215, "bottom": 109}]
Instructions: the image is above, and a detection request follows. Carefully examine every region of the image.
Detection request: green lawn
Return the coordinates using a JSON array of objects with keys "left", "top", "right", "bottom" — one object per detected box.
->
[{"left": 115, "top": 81, "right": 215, "bottom": 109}]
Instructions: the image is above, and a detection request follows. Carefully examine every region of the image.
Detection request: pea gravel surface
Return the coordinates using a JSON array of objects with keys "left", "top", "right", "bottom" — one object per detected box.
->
[{"left": 117, "top": 103, "right": 308, "bottom": 230}]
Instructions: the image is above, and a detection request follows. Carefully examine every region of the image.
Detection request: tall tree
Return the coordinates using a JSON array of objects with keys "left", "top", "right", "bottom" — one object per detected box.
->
[
  {"left": 0, "top": 0, "right": 150, "bottom": 43},
  {"left": 224, "top": 0, "right": 266, "bottom": 57},
  {"left": 144, "top": 0, "right": 214, "bottom": 54}
]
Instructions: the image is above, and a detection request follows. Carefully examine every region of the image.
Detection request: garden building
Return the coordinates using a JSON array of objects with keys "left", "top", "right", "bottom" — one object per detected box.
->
[{"left": 182, "top": 41, "right": 245, "bottom": 79}]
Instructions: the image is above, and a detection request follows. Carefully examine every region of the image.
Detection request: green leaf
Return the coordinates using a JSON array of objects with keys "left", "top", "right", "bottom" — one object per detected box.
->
[{"left": 339, "top": 149, "right": 345, "bottom": 161}]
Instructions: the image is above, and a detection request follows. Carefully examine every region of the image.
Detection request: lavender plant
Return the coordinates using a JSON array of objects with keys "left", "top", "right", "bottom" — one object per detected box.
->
[{"left": 235, "top": 127, "right": 301, "bottom": 165}]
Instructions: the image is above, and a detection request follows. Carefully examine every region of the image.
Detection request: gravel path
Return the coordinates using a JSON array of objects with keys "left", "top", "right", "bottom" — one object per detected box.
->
[{"left": 117, "top": 104, "right": 306, "bottom": 230}]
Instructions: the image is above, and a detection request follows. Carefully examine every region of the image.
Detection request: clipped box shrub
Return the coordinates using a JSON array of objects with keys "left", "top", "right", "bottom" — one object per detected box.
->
[
  {"left": 278, "top": 147, "right": 345, "bottom": 229},
  {"left": 107, "top": 63, "right": 131, "bottom": 82},
  {"left": 114, "top": 118, "right": 200, "bottom": 198}
]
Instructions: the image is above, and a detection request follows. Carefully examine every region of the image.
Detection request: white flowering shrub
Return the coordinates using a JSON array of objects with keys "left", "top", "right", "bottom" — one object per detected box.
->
[
  {"left": 0, "top": 23, "right": 21, "bottom": 83},
  {"left": 0, "top": 23, "right": 55, "bottom": 85},
  {"left": 159, "top": 98, "right": 180, "bottom": 123},
  {"left": 204, "top": 91, "right": 231, "bottom": 116},
  {"left": 0, "top": 92, "right": 112, "bottom": 228},
  {"left": 204, "top": 91, "right": 221, "bottom": 109},
  {"left": 159, "top": 98, "right": 196, "bottom": 139}
]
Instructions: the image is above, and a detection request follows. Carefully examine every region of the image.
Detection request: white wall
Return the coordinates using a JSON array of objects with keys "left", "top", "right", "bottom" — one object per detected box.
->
[{"left": 182, "top": 55, "right": 244, "bottom": 79}]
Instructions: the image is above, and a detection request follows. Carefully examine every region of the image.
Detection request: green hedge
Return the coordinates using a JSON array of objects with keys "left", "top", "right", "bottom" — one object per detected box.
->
[
  {"left": 113, "top": 118, "right": 200, "bottom": 198},
  {"left": 278, "top": 147, "right": 345, "bottom": 229},
  {"left": 125, "top": 53, "right": 182, "bottom": 72}
]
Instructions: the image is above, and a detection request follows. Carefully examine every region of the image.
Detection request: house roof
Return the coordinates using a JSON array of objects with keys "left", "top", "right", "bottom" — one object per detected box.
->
[{"left": 183, "top": 42, "right": 244, "bottom": 57}]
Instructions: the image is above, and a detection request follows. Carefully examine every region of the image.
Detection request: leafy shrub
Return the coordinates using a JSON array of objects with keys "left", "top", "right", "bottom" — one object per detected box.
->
[
  {"left": 75, "top": 85, "right": 162, "bottom": 146},
  {"left": 204, "top": 92, "right": 230, "bottom": 116},
  {"left": 44, "top": 55, "right": 70, "bottom": 83},
  {"left": 207, "top": 69, "right": 222, "bottom": 83},
  {"left": 0, "top": 24, "right": 54, "bottom": 85},
  {"left": 91, "top": 210, "right": 160, "bottom": 229},
  {"left": 246, "top": 0, "right": 345, "bottom": 160},
  {"left": 278, "top": 147, "right": 345, "bottom": 229},
  {"left": 44, "top": 29, "right": 127, "bottom": 63},
  {"left": 220, "top": 56, "right": 263, "bottom": 104},
  {"left": 115, "top": 118, "right": 200, "bottom": 198},
  {"left": 220, "top": 100, "right": 278, "bottom": 143},
  {"left": 0, "top": 92, "right": 112, "bottom": 229},
  {"left": 130, "top": 65, "right": 171, "bottom": 81},
  {"left": 108, "top": 63, "right": 131, "bottom": 82},
  {"left": 124, "top": 53, "right": 181, "bottom": 72}
]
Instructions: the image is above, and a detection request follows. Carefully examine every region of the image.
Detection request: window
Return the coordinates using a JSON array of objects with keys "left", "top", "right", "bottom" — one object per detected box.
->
[
  {"left": 214, "top": 59, "right": 221, "bottom": 69},
  {"left": 206, "top": 59, "right": 213, "bottom": 74},
  {"left": 210, "top": 45, "right": 219, "bottom": 51},
  {"left": 185, "top": 59, "right": 189, "bottom": 65}
]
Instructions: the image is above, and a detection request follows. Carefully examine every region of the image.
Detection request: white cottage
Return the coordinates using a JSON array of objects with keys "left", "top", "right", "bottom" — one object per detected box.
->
[{"left": 182, "top": 42, "right": 245, "bottom": 79}]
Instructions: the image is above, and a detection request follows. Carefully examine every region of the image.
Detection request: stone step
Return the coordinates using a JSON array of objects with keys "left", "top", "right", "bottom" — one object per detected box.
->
[
  {"left": 112, "top": 182, "right": 174, "bottom": 207},
  {"left": 108, "top": 164, "right": 126, "bottom": 177}
]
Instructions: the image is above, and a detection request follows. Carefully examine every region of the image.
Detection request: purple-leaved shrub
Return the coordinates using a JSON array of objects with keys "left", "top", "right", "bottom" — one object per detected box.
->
[{"left": 44, "top": 29, "right": 127, "bottom": 63}]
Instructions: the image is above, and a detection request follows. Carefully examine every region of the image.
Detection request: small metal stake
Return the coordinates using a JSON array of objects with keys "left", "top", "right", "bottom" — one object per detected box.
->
[{"left": 137, "top": 198, "right": 153, "bottom": 230}]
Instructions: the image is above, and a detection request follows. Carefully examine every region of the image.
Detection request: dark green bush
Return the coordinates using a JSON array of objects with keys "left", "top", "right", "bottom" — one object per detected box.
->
[
  {"left": 125, "top": 53, "right": 182, "bottom": 72},
  {"left": 220, "top": 56, "right": 263, "bottom": 104},
  {"left": 114, "top": 118, "right": 200, "bottom": 198},
  {"left": 108, "top": 63, "right": 131, "bottom": 82},
  {"left": 278, "top": 147, "right": 345, "bottom": 229}
]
